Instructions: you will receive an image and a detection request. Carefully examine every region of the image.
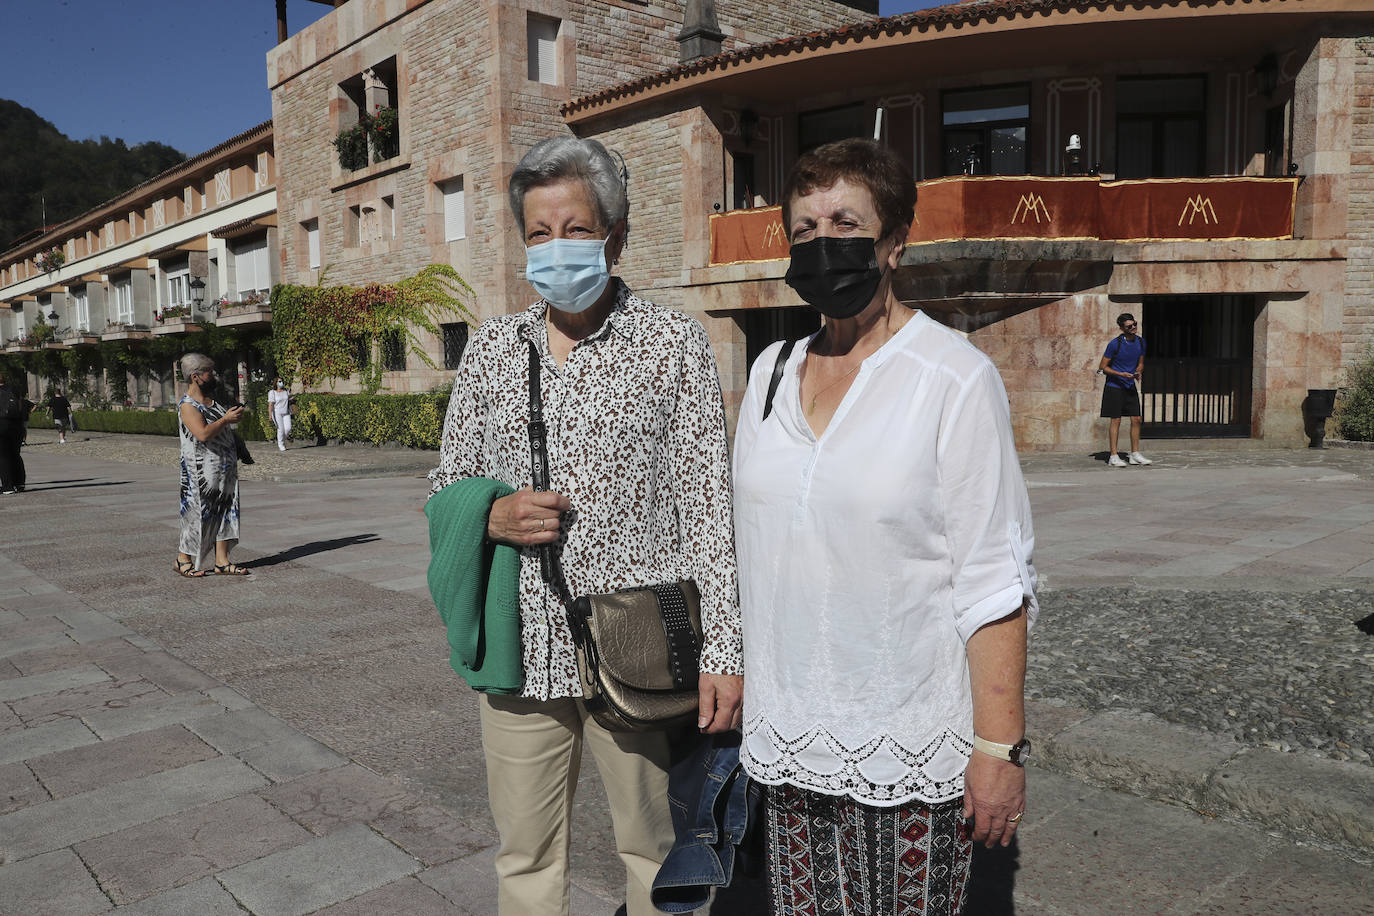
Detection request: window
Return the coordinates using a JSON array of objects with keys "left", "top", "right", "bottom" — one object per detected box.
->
[
  {"left": 113, "top": 278, "right": 134, "bottom": 324},
  {"left": 304, "top": 219, "right": 321, "bottom": 269},
  {"left": 739, "top": 307, "right": 821, "bottom": 373},
  {"left": 1263, "top": 105, "right": 1287, "bottom": 178},
  {"left": 798, "top": 104, "right": 866, "bottom": 155},
  {"left": 73, "top": 288, "right": 89, "bottom": 332},
  {"left": 1115, "top": 77, "right": 1206, "bottom": 179},
  {"left": 381, "top": 329, "right": 406, "bottom": 371},
  {"left": 942, "top": 85, "right": 1030, "bottom": 176},
  {"left": 527, "top": 14, "right": 560, "bottom": 84},
  {"left": 231, "top": 235, "right": 271, "bottom": 299},
  {"left": 442, "top": 322, "right": 469, "bottom": 369},
  {"left": 345, "top": 206, "right": 361, "bottom": 247},
  {"left": 440, "top": 178, "right": 466, "bottom": 241},
  {"left": 731, "top": 153, "right": 756, "bottom": 210},
  {"left": 382, "top": 196, "right": 395, "bottom": 240},
  {"left": 166, "top": 267, "right": 190, "bottom": 306}
]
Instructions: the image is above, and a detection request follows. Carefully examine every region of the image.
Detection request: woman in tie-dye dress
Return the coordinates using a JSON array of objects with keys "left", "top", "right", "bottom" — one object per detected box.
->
[{"left": 174, "top": 352, "right": 249, "bottom": 577}]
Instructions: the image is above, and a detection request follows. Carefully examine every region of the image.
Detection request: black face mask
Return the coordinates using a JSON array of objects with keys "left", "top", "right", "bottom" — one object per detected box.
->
[
  {"left": 197, "top": 374, "right": 219, "bottom": 395},
  {"left": 784, "top": 236, "right": 885, "bottom": 320}
]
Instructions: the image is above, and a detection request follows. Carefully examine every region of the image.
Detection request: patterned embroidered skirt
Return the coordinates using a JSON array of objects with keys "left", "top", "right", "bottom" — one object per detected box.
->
[{"left": 765, "top": 784, "right": 971, "bottom": 916}]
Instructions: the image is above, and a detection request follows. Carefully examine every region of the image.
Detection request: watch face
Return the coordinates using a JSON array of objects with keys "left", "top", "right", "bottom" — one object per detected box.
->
[{"left": 1011, "top": 738, "right": 1032, "bottom": 766}]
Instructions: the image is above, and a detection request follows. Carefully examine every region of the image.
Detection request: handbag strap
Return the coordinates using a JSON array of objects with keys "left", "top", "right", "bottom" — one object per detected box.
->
[
  {"left": 762, "top": 338, "right": 796, "bottom": 420},
  {"left": 526, "top": 341, "right": 580, "bottom": 615}
]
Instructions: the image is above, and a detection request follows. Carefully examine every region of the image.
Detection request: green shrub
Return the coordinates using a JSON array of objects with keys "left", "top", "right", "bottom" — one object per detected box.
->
[
  {"left": 288, "top": 392, "right": 449, "bottom": 449},
  {"left": 40, "top": 407, "right": 271, "bottom": 441},
  {"left": 1335, "top": 347, "right": 1374, "bottom": 441}
]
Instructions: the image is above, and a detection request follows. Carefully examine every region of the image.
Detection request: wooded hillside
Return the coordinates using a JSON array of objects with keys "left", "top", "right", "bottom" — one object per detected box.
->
[{"left": 0, "top": 99, "right": 185, "bottom": 254}]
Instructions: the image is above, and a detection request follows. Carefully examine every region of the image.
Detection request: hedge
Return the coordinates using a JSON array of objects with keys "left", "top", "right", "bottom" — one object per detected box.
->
[
  {"left": 30, "top": 407, "right": 270, "bottom": 441},
  {"left": 1335, "top": 347, "right": 1374, "bottom": 442},
  {"left": 264, "top": 392, "right": 449, "bottom": 449}
]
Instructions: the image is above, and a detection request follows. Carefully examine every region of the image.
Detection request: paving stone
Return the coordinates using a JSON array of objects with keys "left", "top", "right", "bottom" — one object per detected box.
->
[
  {"left": 417, "top": 850, "right": 616, "bottom": 916},
  {"left": 260, "top": 763, "right": 418, "bottom": 835},
  {"left": 0, "top": 701, "right": 21, "bottom": 733},
  {"left": 200, "top": 685, "right": 254, "bottom": 710},
  {"left": 76, "top": 794, "right": 312, "bottom": 905},
  {"left": 1207, "top": 747, "right": 1374, "bottom": 851},
  {"left": 1041, "top": 709, "right": 1245, "bottom": 809},
  {"left": 0, "top": 717, "right": 99, "bottom": 765},
  {"left": 311, "top": 876, "right": 469, "bottom": 915},
  {"left": 95, "top": 650, "right": 221, "bottom": 693},
  {"left": 0, "top": 755, "right": 267, "bottom": 861},
  {"left": 82, "top": 692, "right": 226, "bottom": 739},
  {"left": 1191, "top": 841, "right": 1374, "bottom": 915},
  {"left": 371, "top": 799, "right": 493, "bottom": 866},
  {"left": 29, "top": 724, "right": 219, "bottom": 799},
  {"left": 3, "top": 639, "right": 145, "bottom": 678},
  {"left": 103, "top": 876, "right": 244, "bottom": 916},
  {"left": 186, "top": 707, "right": 315, "bottom": 754},
  {"left": 9, "top": 676, "right": 166, "bottom": 726},
  {"left": 0, "top": 630, "right": 72, "bottom": 660},
  {"left": 237, "top": 733, "right": 350, "bottom": 782},
  {"left": 0, "top": 761, "right": 49, "bottom": 815},
  {"left": 0, "top": 664, "right": 110, "bottom": 702},
  {"left": 216, "top": 822, "right": 420, "bottom": 916},
  {"left": 0, "top": 848, "right": 111, "bottom": 915}
]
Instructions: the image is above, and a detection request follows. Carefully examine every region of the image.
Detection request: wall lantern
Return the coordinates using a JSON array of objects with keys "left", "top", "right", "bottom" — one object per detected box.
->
[
  {"left": 189, "top": 276, "right": 207, "bottom": 311},
  {"left": 47, "top": 309, "right": 59, "bottom": 321},
  {"left": 739, "top": 109, "right": 759, "bottom": 148},
  {"left": 1255, "top": 53, "right": 1279, "bottom": 98}
]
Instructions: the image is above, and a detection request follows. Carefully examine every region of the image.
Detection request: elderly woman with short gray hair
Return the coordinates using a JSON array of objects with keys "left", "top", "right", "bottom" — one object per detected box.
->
[
  {"left": 175, "top": 352, "right": 247, "bottom": 577},
  {"left": 429, "top": 136, "right": 742, "bottom": 915}
]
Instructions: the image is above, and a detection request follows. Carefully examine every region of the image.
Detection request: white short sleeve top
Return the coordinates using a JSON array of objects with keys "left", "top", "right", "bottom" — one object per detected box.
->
[{"left": 732, "top": 310, "right": 1038, "bottom": 806}]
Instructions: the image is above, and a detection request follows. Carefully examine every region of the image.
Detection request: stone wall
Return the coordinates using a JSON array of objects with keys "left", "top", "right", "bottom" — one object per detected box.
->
[{"left": 1347, "top": 34, "right": 1374, "bottom": 369}]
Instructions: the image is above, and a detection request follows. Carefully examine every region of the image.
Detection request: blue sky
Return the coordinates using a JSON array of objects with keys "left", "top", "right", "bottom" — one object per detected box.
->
[{"left": 6, "top": 0, "right": 942, "bottom": 157}]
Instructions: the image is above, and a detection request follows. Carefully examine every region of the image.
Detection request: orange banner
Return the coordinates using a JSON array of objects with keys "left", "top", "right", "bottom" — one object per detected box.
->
[{"left": 707, "top": 177, "right": 1298, "bottom": 265}]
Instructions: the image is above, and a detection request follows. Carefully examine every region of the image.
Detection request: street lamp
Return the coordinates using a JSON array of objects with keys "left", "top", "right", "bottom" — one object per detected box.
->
[{"left": 190, "top": 276, "right": 207, "bottom": 312}]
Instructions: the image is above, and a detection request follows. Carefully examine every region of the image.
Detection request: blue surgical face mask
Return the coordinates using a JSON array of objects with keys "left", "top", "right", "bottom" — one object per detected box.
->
[{"left": 524, "top": 238, "right": 611, "bottom": 314}]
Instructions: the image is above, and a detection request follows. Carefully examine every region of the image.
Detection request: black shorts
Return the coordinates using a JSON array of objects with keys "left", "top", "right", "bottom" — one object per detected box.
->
[{"left": 1101, "top": 385, "right": 1141, "bottom": 418}]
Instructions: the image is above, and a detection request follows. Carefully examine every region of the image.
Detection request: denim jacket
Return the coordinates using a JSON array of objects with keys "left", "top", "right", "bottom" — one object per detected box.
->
[{"left": 651, "top": 732, "right": 763, "bottom": 914}]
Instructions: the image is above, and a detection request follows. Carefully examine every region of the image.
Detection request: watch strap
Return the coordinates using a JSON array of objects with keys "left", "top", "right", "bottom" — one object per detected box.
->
[{"left": 972, "top": 735, "right": 1017, "bottom": 760}]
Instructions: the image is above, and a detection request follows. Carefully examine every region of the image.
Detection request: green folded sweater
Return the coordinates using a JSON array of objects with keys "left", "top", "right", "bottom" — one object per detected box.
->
[{"left": 425, "top": 477, "right": 523, "bottom": 694}]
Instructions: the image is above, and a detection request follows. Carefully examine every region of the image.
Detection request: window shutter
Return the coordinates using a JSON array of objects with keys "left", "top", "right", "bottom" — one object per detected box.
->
[
  {"left": 527, "top": 16, "right": 559, "bottom": 84},
  {"left": 442, "top": 179, "right": 465, "bottom": 241}
]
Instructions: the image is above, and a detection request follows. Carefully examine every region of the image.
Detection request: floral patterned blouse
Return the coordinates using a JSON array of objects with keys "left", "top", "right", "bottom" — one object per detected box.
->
[{"left": 428, "top": 281, "right": 742, "bottom": 700}]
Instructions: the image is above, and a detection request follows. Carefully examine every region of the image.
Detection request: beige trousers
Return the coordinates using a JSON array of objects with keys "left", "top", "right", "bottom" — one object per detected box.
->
[{"left": 479, "top": 694, "right": 674, "bottom": 916}]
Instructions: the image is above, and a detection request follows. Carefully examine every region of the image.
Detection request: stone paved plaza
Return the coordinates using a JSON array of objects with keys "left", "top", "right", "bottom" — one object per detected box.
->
[{"left": 0, "top": 429, "right": 1371, "bottom": 914}]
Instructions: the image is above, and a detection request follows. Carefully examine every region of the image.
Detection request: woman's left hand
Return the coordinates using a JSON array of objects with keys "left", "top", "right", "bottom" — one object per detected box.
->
[
  {"left": 962, "top": 752, "right": 1027, "bottom": 848},
  {"left": 697, "top": 673, "right": 742, "bottom": 733}
]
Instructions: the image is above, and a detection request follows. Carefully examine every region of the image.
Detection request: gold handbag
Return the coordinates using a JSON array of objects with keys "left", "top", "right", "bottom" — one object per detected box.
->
[{"left": 527, "top": 343, "right": 702, "bottom": 732}]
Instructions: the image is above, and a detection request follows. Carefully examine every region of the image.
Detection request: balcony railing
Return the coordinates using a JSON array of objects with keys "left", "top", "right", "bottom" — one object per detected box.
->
[{"left": 707, "top": 176, "right": 1300, "bottom": 267}]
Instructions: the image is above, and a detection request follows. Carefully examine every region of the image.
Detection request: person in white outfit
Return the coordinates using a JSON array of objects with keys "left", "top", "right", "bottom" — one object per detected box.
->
[{"left": 267, "top": 378, "right": 292, "bottom": 451}]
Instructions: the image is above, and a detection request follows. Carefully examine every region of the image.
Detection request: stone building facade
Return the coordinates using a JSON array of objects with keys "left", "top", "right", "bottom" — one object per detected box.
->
[
  {"left": 564, "top": 0, "right": 1374, "bottom": 449},
  {"left": 267, "top": 0, "right": 875, "bottom": 393}
]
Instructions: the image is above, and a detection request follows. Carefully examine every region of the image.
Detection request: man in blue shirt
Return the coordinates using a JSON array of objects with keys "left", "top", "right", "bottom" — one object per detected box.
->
[{"left": 1099, "top": 313, "right": 1151, "bottom": 467}]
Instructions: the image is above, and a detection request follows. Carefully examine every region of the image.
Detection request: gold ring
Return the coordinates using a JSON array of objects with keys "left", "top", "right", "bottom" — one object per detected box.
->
[
  {"left": 539, "top": 518, "right": 545, "bottom": 531},
  {"left": 1008, "top": 812, "right": 1024, "bottom": 823}
]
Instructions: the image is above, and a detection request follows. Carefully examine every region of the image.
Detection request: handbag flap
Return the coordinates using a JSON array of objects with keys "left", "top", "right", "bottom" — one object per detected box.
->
[{"left": 582, "top": 581, "right": 702, "bottom": 692}]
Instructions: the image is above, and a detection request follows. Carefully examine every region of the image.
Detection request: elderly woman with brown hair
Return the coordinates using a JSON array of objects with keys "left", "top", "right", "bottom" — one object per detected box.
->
[
  {"left": 428, "top": 136, "right": 742, "bottom": 915},
  {"left": 732, "top": 138, "right": 1038, "bottom": 914}
]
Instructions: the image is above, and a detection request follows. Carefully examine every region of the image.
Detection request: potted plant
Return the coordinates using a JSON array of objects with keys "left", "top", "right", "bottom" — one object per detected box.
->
[
  {"left": 35, "top": 247, "right": 66, "bottom": 274},
  {"left": 370, "top": 105, "right": 399, "bottom": 162},
  {"left": 333, "top": 117, "right": 370, "bottom": 171}
]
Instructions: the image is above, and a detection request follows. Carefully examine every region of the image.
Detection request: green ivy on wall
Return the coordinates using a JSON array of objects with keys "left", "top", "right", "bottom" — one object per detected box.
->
[{"left": 272, "top": 263, "right": 474, "bottom": 394}]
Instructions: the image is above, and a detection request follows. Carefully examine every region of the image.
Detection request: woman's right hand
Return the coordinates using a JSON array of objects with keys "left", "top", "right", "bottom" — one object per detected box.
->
[
  {"left": 488, "top": 486, "right": 571, "bottom": 546},
  {"left": 223, "top": 405, "right": 245, "bottom": 423}
]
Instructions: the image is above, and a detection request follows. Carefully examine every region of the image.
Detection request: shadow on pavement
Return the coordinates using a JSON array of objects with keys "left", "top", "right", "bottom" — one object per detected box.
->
[
  {"left": 967, "top": 837, "right": 1020, "bottom": 915},
  {"left": 245, "top": 533, "right": 383, "bottom": 568},
  {"left": 25, "top": 480, "right": 130, "bottom": 492}
]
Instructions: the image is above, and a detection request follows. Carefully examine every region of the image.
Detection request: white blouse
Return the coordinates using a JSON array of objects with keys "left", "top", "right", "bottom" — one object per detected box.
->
[{"left": 733, "top": 310, "right": 1038, "bottom": 806}]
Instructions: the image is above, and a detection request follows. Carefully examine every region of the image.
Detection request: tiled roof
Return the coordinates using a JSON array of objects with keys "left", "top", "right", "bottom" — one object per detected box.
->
[{"left": 561, "top": 0, "right": 1211, "bottom": 117}]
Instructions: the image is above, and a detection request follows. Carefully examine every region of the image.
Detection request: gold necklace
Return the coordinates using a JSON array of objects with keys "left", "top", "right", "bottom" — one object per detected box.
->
[{"left": 806, "top": 359, "right": 862, "bottom": 413}]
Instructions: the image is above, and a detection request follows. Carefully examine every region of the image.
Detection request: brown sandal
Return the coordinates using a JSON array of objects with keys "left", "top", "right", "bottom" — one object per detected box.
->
[
  {"left": 174, "top": 559, "right": 204, "bottom": 578},
  {"left": 214, "top": 563, "right": 251, "bottom": 576}
]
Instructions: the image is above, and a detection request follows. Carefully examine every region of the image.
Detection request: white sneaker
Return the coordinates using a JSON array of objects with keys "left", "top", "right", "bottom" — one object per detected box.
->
[
  {"left": 278, "top": 443, "right": 286, "bottom": 451},
  {"left": 1128, "top": 451, "right": 1152, "bottom": 466},
  {"left": 1108, "top": 454, "right": 1128, "bottom": 467}
]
